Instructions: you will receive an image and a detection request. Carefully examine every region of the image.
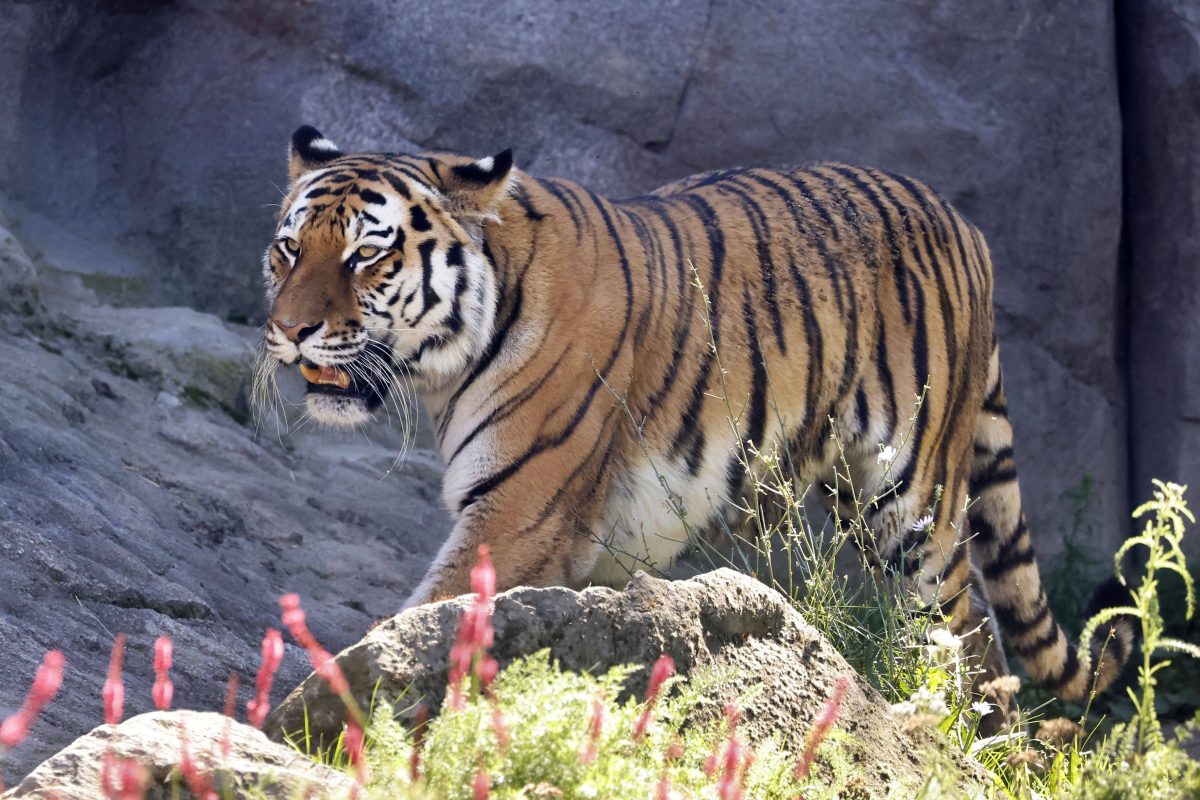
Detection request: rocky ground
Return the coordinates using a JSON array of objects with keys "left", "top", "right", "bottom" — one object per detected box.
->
[
  {"left": 0, "top": 213, "right": 451, "bottom": 784},
  {"left": 6, "top": 571, "right": 990, "bottom": 798}
]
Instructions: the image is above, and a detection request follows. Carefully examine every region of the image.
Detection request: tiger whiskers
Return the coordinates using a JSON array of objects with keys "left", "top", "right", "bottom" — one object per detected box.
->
[{"left": 250, "top": 341, "right": 290, "bottom": 444}]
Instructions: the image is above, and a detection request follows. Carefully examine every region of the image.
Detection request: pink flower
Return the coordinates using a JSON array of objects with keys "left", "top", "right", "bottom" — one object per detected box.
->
[
  {"left": 632, "top": 654, "right": 675, "bottom": 743},
  {"left": 344, "top": 717, "right": 369, "bottom": 790},
  {"left": 409, "top": 704, "right": 428, "bottom": 781},
  {"left": 152, "top": 636, "right": 173, "bottom": 711},
  {"left": 279, "top": 595, "right": 350, "bottom": 697},
  {"left": 101, "top": 752, "right": 146, "bottom": 800},
  {"left": 0, "top": 650, "right": 66, "bottom": 749},
  {"left": 246, "top": 628, "right": 284, "bottom": 728},
  {"left": 491, "top": 700, "right": 510, "bottom": 754},
  {"left": 709, "top": 703, "right": 750, "bottom": 800},
  {"left": 103, "top": 635, "right": 126, "bottom": 726},
  {"left": 473, "top": 767, "right": 490, "bottom": 800},
  {"left": 578, "top": 692, "right": 605, "bottom": 764},
  {"left": 794, "top": 676, "right": 850, "bottom": 780},
  {"left": 656, "top": 775, "right": 672, "bottom": 800},
  {"left": 447, "top": 546, "right": 499, "bottom": 710},
  {"left": 178, "top": 719, "right": 217, "bottom": 800}
]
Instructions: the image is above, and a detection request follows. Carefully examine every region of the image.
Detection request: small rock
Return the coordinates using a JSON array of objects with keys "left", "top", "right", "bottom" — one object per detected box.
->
[
  {"left": 156, "top": 391, "right": 181, "bottom": 409},
  {"left": 2, "top": 711, "right": 355, "bottom": 799},
  {"left": 90, "top": 378, "right": 116, "bottom": 399}
]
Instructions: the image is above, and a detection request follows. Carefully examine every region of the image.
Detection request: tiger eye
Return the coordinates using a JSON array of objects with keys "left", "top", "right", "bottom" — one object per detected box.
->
[
  {"left": 280, "top": 238, "right": 301, "bottom": 256},
  {"left": 356, "top": 245, "right": 381, "bottom": 260}
]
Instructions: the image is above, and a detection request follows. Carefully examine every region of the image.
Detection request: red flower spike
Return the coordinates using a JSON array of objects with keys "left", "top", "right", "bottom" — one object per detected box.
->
[
  {"left": 471, "top": 545, "right": 496, "bottom": 600},
  {"left": 103, "top": 635, "right": 126, "bottom": 726},
  {"left": 490, "top": 699, "right": 510, "bottom": 754},
  {"left": 579, "top": 692, "right": 605, "bottom": 764},
  {"left": 279, "top": 595, "right": 352, "bottom": 699},
  {"left": 247, "top": 628, "right": 284, "bottom": 728},
  {"left": 794, "top": 676, "right": 850, "bottom": 780},
  {"left": 178, "top": 719, "right": 217, "bottom": 800},
  {"left": 0, "top": 650, "right": 66, "bottom": 749},
  {"left": 409, "top": 704, "right": 428, "bottom": 782},
  {"left": 117, "top": 758, "right": 146, "bottom": 800},
  {"left": 152, "top": 636, "right": 174, "bottom": 711},
  {"left": 473, "top": 767, "right": 490, "bottom": 800},
  {"left": 632, "top": 654, "right": 675, "bottom": 742},
  {"left": 101, "top": 751, "right": 118, "bottom": 798},
  {"left": 446, "top": 546, "right": 500, "bottom": 711},
  {"left": 656, "top": 775, "right": 672, "bottom": 800},
  {"left": 344, "top": 718, "right": 369, "bottom": 790},
  {"left": 102, "top": 751, "right": 147, "bottom": 800}
]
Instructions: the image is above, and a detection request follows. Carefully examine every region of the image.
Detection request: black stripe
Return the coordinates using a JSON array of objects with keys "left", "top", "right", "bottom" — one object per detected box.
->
[
  {"left": 981, "top": 537, "right": 1036, "bottom": 581},
  {"left": 448, "top": 356, "right": 565, "bottom": 464},
  {"left": 410, "top": 205, "right": 432, "bottom": 232},
  {"left": 410, "top": 239, "right": 440, "bottom": 325},
  {"left": 630, "top": 201, "right": 697, "bottom": 421},
  {"left": 831, "top": 166, "right": 911, "bottom": 324},
  {"left": 380, "top": 171, "right": 411, "bottom": 199},
  {"left": 458, "top": 190, "right": 634, "bottom": 511},
  {"left": 993, "top": 595, "right": 1052, "bottom": 636},
  {"left": 512, "top": 183, "right": 547, "bottom": 221},
  {"left": 437, "top": 285, "right": 525, "bottom": 442},
  {"left": 537, "top": 179, "right": 584, "bottom": 232},
  {"left": 1044, "top": 644, "right": 1081, "bottom": 691},
  {"left": 667, "top": 195, "right": 726, "bottom": 459},
  {"left": 743, "top": 282, "right": 768, "bottom": 452},
  {"left": 1009, "top": 623, "right": 1061, "bottom": 659},
  {"left": 356, "top": 187, "right": 386, "bottom": 206},
  {"left": 718, "top": 179, "right": 786, "bottom": 351}
]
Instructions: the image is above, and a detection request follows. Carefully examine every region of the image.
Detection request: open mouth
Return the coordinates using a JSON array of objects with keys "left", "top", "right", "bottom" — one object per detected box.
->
[{"left": 298, "top": 357, "right": 388, "bottom": 411}]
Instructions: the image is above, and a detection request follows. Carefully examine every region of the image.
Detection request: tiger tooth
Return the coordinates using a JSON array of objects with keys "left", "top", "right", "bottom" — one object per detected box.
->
[
  {"left": 299, "top": 363, "right": 322, "bottom": 384},
  {"left": 299, "top": 363, "right": 351, "bottom": 389}
]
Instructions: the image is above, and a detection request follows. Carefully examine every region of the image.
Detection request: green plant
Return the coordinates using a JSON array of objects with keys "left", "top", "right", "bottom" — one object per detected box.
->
[
  {"left": 1080, "top": 480, "right": 1198, "bottom": 756},
  {"left": 356, "top": 651, "right": 858, "bottom": 800}
]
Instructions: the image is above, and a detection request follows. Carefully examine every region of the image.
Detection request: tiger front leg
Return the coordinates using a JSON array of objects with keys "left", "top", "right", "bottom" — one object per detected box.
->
[{"left": 402, "top": 490, "right": 605, "bottom": 609}]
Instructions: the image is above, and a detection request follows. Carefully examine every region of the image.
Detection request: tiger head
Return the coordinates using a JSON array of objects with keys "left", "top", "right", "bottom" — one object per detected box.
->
[{"left": 259, "top": 126, "right": 514, "bottom": 427}]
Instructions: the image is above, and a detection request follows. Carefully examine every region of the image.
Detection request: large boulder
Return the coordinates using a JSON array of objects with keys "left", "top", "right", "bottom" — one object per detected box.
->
[
  {"left": 0, "top": 0, "right": 1131, "bottom": 559},
  {"left": 2, "top": 711, "right": 355, "bottom": 799},
  {"left": 267, "top": 568, "right": 986, "bottom": 795}
]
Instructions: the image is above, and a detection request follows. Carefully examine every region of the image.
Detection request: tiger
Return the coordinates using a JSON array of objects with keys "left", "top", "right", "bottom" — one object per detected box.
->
[{"left": 257, "top": 124, "right": 1132, "bottom": 705}]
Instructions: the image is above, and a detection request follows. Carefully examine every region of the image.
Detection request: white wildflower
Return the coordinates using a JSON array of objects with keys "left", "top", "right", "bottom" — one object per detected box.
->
[
  {"left": 971, "top": 700, "right": 993, "bottom": 717},
  {"left": 877, "top": 444, "right": 897, "bottom": 463},
  {"left": 889, "top": 700, "right": 917, "bottom": 716},
  {"left": 911, "top": 514, "right": 934, "bottom": 533},
  {"left": 928, "top": 627, "right": 962, "bottom": 652}
]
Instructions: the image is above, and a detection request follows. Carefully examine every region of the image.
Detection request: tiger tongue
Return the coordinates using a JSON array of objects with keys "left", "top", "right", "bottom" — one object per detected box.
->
[{"left": 299, "top": 363, "right": 351, "bottom": 389}]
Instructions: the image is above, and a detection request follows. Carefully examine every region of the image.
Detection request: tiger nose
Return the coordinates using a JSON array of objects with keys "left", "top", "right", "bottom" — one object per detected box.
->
[{"left": 272, "top": 318, "right": 323, "bottom": 343}]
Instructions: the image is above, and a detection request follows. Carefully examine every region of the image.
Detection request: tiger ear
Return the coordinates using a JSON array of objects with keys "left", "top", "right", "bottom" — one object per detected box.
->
[
  {"left": 288, "top": 125, "right": 344, "bottom": 183},
  {"left": 438, "top": 149, "right": 516, "bottom": 221}
]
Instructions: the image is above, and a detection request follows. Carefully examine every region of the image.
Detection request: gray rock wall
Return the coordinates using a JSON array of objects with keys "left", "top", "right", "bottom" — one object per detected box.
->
[
  {"left": 0, "top": 0, "right": 1158, "bottom": 561},
  {"left": 1121, "top": 0, "right": 1200, "bottom": 557}
]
